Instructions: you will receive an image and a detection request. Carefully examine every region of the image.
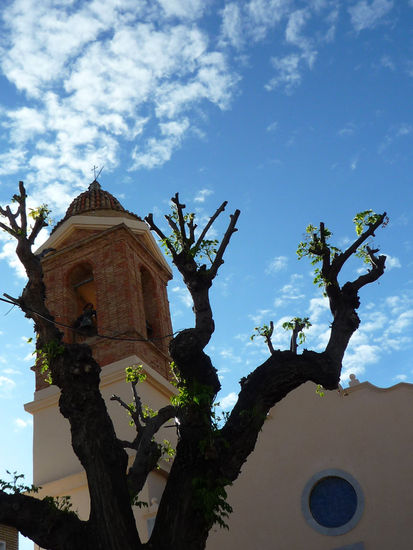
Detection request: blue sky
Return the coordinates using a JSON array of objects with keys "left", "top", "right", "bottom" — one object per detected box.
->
[{"left": 0, "top": 1, "right": 412, "bottom": 547}]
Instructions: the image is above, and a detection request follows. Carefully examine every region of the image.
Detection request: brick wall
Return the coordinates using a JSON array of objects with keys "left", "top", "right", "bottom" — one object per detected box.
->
[{"left": 35, "top": 223, "right": 173, "bottom": 390}]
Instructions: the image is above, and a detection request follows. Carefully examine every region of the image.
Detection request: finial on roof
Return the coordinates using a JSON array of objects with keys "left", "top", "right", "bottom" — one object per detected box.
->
[{"left": 89, "top": 180, "right": 102, "bottom": 191}]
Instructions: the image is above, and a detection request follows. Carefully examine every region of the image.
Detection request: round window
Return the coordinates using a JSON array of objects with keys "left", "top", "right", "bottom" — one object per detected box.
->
[{"left": 302, "top": 470, "right": 364, "bottom": 536}]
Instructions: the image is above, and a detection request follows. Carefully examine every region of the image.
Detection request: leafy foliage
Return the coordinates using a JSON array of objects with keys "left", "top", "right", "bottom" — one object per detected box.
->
[
  {"left": 297, "top": 223, "right": 341, "bottom": 287},
  {"left": 125, "top": 365, "right": 146, "bottom": 384},
  {"left": 250, "top": 323, "right": 273, "bottom": 342},
  {"left": 170, "top": 380, "right": 215, "bottom": 409},
  {"left": 160, "top": 202, "right": 219, "bottom": 265},
  {"left": 43, "top": 495, "right": 77, "bottom": 516},
  {"left": 0, "top": 471, "right": 39, "bottom": 494},
  {"left": 192, "top": 477, "right": 233, "bottom": 530},
  {"left": 159, "top": 439, "right": 175, "bottom": 461},
  {"left": 35, "top": 340, "right": 65, "bottom": 384},
  {"left": 315, "top": 384, "right": 325, "bottom": 398},
  {"left": 353, "top": 210, "right": 384, "bottom": 236},
  {"left": 297, "top": 210, "right": 387, "bottom": 287},
  {"left": 28, "top": 204, "right": 53, "bottom": 225},
  {"left": 282, "top": 317, "right": 312, "bottom": 346}
]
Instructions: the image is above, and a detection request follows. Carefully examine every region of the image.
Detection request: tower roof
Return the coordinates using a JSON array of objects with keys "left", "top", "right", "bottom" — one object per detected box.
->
[{"left": 52, "top": 180, "right": 141, "bottom": 233}]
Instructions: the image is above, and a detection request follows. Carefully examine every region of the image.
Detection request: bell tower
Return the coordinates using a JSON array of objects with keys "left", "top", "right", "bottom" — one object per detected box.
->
[
  {"left": 25, "top": 181, "right": 175, "bottom": 540},
  {"left": 35, "top": 180, "right": 172, "bottom": 389}
]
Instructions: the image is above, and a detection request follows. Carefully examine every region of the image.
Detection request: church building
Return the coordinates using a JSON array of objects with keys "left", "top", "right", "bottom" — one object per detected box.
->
[
  {"left": 25, "top": 181, "right": 175, "bottom": 544},
  {"left": 24, "top": 181, "right": 413, "bottom": 550}
]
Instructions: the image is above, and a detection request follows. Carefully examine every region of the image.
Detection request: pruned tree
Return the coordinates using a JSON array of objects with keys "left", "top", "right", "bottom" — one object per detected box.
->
[{"left": 0, "top": 183, "right": 387, "bottom": 550}]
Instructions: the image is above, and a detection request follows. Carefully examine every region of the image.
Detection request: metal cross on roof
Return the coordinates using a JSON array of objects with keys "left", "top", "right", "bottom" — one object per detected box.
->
[{"left": 91, "top": 165, "right": 104, "bottom": 180}]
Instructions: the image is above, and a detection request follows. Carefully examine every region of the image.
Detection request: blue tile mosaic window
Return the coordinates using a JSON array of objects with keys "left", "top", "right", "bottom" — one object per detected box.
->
[{"left": 309, "top": 476, "right": 358, "bottom": 528}]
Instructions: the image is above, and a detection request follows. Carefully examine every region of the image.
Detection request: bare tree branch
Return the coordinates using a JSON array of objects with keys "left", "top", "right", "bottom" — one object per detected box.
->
[
  {"left": 265, "top": 321, "right": 275, "bottom": 355},
  {"left": 144, "top": 213, "right": 177, "bottom": 260},
  {"left": 171, "top": 193, "right": 187, "bottom": 242},
  {"left": 209, "top": 209, "right": 240, "bottom": 279},
  {"left": 194, "top": 201, "right": 227, "bottom": 252},
  {"left": 127, "top": 405, "right": 176, "bottom": 498},
  {"left": 110, "top": 394, "right": 142, "bottom": 429}
]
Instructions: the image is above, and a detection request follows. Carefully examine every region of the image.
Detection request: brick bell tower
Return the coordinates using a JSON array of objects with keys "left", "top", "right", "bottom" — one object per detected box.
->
[
  {"left": 35, "top": 179, "right": 173, "bottom": 389},
  {"left": 25, "top": 181, "right": 175, "bottom": 539}
]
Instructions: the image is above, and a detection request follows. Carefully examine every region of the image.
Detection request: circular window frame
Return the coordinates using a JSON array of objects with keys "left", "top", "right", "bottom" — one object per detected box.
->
[{"left": 301, "top": 469, "right": 364, "bottom": 536}]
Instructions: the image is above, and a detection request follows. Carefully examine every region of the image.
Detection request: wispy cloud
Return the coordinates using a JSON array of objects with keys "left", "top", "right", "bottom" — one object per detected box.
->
[
  {"left": 266, "top": 255, "right": 288, "bottom": 274},
  {"left": 341, "top": 343, "right": 381, "bottom": 380},
  {"left": 0, "top": 375, "right": 16, "bottom": 397},
  {"left": 350, "top": 155, "right": 359, "bottom": 170},
  {"left": 384, "top": 254, "right": 401, "bottom": 270},
  {"left": 338, "top": 122, "right": 356, "bottom": 137},
  {"left": 379, "top": 123, "right": 412, "bottom": 153},
  {"left": 220, "top": 2, "right": 245, "bottom": 49},
  {"left": 380, "top": 54, "right": 395, "bottom": 70},
  {"left": 248, "top": 309, "right": 273, "bottom": 326},
  {"left": 267, "top": 121, "right": 279, "bottom": 132},
  {"left": 274, "top": 273, "right": 305, "bottom": 307},
  {"left": 348, "top": 0, "right": 394, "bottom": 32},
  {"left": 265, "top": 54, "right": 304, "bottom": 93},
  {"left": 171, "top": 285, "right": 193, "bottom": 308},
  {"left": 194, "top": 189, "right": 213, "bottom": 203},
  {"left": 219, "top": 348, "right": 242, "bottom": 364},
  {"left": 219, "top": 391, "right": 238, "bottom": 410},
  {"left": 0, "top": 1, "right": 238, "bottom": 209},
  {"left": 14, "top": 417, "right": 33, "bottom": 431}
]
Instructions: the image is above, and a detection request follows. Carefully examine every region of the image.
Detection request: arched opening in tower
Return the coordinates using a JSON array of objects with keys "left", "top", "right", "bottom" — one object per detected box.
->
[
  {"left": 69, "top": 263, "right": 97, "bottom": 339},
  {"left": 140, "top": 267, "right": 159, "bottom": 343}
]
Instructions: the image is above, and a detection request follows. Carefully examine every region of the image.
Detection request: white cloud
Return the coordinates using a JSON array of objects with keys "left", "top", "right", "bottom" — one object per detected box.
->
[
  {"left": 386, "top": 310, "right": 413, "bottom": 334},
  {"left": 0, "top": 1, "right": 238, "bottom": 205},
  {"left": 0, "top": 375, "right": 16, "bottom": 397},
  {"left": 324, "top": 7, "right": 339, "bottom": 42},
  {"left": 350, "top": 156, "right": 359, "bottom": 170},
  {"left": 4, "top": 107, "right": 45, "bottom": 144},
  {"left": 0, "top": 148, "right": 27, "bottom": 176},
  {"left": 0, "top": 236, "right": 27, "bottom": 279},
  {"left": 394, "top": 374, "right": 407, "bottom": 381},
  {"left": 338, "top": 123, "right": 356, "bottom": 137},
  {"left": 249, "top": 309, "right": 273, "bottom": 325},
  {"left": 285, "top": 8, "right": 316, "bottom": 63},
  {"left": 220, "top": 3, "right": 244, "bottom": 49},
  {"left": 384, "top": 254, "right": 401, "bottom": 270},
  {"left": 14, "top": 417, "right": 33, "bottom": 430},
  {"left": 308, "top": 296, "right": 329, "bottom": 322},
  {"left": 266, "top": 255, "right": 288, "bottom": 274},
  {"left": 171, "top": 285, "right": 193, "bottom": 308},
  {"left": 348, "top": 0, "right": 394, "bottom": 32},
  {"left": 219, "top": 348, "right": 242, "bottom": 364},
  {"left": 267, "top": 121, "right": 279, "bottom": 132},
  {"left": 360, "top": 311, "right": 387, "bottom": 332},
  {"left": 194, "top": 189, "right": 213, "bottom": 203},
  {"left": 2, "top": 368, "right": 20, "bottom": 375},
  {"left": 265, "top": 54, "right": 303, "bottom": 92},
  {"left": 274, "top": 273, "right": 305, "bottom": 307},
  {"left": 341, "top": 343, "right": 380, "bottom": 380},
  {"left": 157, "top": 0, "right": 207, "bottom": 20},
  {"left": 380, "top": 55, "right": 395, "bottom": 70},
  {"left": 247, "top": 0, "right": 291, "bottom": 41},
  {"left": 220, "top": 0, "right": 293, "bottom": 49},
  {"left": 379, "top": 123, "right": 412, "bottom": 153},
  {"left": 220, "top": 391, "right": 238, "bottom": 410},
  {"left": 385, "top": 295, "right": 405, "bottom": 314}
]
